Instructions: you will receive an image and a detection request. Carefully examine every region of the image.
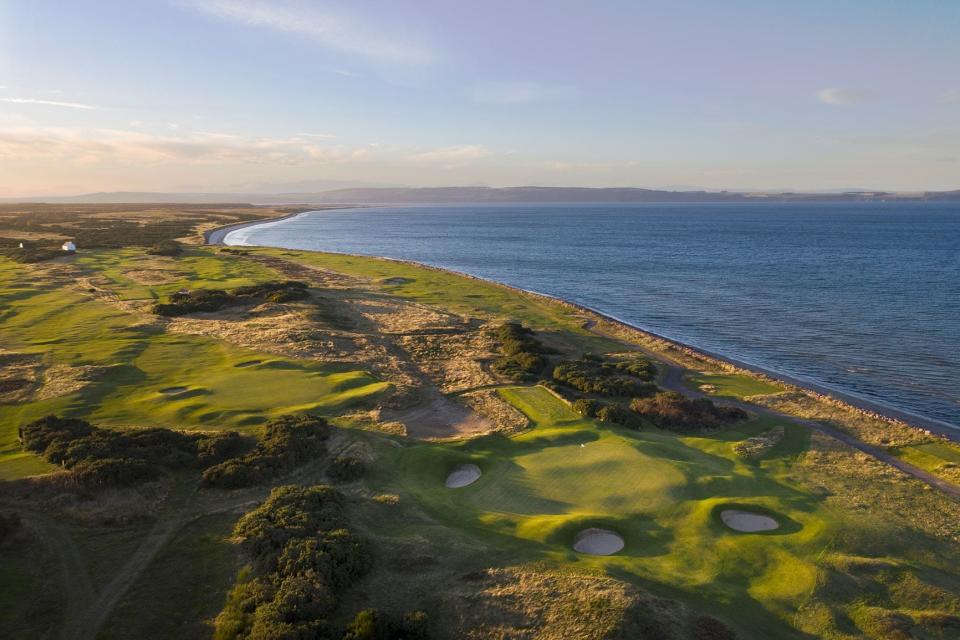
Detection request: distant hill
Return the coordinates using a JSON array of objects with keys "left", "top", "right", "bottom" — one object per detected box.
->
[{"left": 3, "top": 186, "right": 959, "bottom": 205}]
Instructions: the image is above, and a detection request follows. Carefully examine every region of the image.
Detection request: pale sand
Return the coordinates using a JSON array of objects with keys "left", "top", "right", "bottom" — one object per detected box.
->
[
  {"left": 573, "top": 528, "right": 624, "bottom": 555},
  {"left": 720, "top": 509, "right": 780, "bottom": 532},
  {"left": 445, "top": 463, "right": 482, "bottom": 488}
]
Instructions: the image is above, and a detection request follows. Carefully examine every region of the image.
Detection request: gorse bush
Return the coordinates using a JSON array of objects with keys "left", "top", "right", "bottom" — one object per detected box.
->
[
  {"left": 215, "top": 485, "right": 373, "bottom": 640},
  {"left": 342, "top": 609, "right": 430, "bottom": 640},
  {"left": 553, "top": 356, "right": 657, "bottom": 397},
  {"left": 492, "top": 322, "right": 549, "bottom": 381},
  {"left": 146, "top": 239, "right": 183, "bottom": 256},
  {"left": 19, "top": 415, "right": 245, "bottom": 487},
  {"left": 630, "top": 392, "right": 748, "bottom": 432},
  {"left": 153, "top": 281, "right": 309, "bottom": 316},
  {"left": 202, "top": 414, "right": 330, "bottom": 489}
]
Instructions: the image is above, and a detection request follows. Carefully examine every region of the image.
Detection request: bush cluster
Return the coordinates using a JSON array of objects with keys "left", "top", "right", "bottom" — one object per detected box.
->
[
  {"left": 491, "top": 322, "right": 549, "bottom": 381},
  {"left": 19, "top": 415, "right": 245, "bottom": 487},
  {"left": 630, "top": 392, "right": 748, "bottom": 432},
  {"left": 328, "top": 456, "right": 367, "bottom": 483},
  {"left": 202, "top": 415, "right": 330, "bottom": 489},
  {"left": 214, "top": 485, "right": 373, "bottom": 640},
  {"left": 571, "top": 398, "right": 644, "bottom": 428},
  {"left": 146, "top": 239, "right": 183, "bottom": 256},
  {"left": 153, "top": 280, "right": 309, "bottom": 316},
  {"left": 3, "top": 246, "right": 65, "bottom": 263},
  {"left": 553, "top": 355, "right": 656, "bottom": 397},
  {"left": 342, "top": 609, "right": 429, "bottom": 640}
]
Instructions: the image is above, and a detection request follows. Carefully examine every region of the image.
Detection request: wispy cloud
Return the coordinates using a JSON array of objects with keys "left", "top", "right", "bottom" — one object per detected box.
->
[
  {"left": 406, "top": 145, "right": 491, "bottom": 164},
  {"left": 295, "top": 132, "right": 337, "bottom": 139},
  {"left": 0, "top": 126, "right": 491, "bottom": 169},
  {"left": 816, "top": 87, "right": 872, "bottom": 106},
  {"left": 184, "top": 0, "right": 433, "bottom": 65},
  {"left": 467, "top": 81, "right": 576, "bottom": 105},
  {"left": 0, "top": 97, "right": 98, "bottom": 110}
]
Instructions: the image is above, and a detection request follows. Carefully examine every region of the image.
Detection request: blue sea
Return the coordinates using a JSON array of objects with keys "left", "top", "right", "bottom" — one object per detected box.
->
[{"left": 226, "top": 202, "right": 960, "bottom": 431}]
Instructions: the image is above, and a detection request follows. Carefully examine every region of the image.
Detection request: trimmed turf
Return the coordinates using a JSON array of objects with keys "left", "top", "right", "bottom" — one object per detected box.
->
[
  {"left": 686, "top": 372, "right": 783, "bottom": 398},
  {"left": 390, "top": 386, "right": 834, "bottom": 637}
]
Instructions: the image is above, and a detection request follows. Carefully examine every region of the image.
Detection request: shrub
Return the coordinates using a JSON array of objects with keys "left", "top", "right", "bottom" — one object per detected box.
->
[
  {"left": 572, "top": 398, "right": 600, "bottom": 417},
  {"left": 343, "top": 609, "right": 430, "bottom": 640},
  {"left": 553, "top": 357, "right": 656, "bottom": 397},
  {"left": 630, "top": 392, "right": 747, "bottom": 432},
  {"left": 329, "top": 456, "right": 366, "bottom": 482},
  {"left": 691, "top": 615, "right": 737, "bottom": 640},
  {"left": 217, "top": 485, "right": 372, "bottom": 640},
  {"left": 153, "top": 281, "right": 309, "bottom": 316},
  {"left": 492, "top": 322, "right": 550, "bottom": 381},
  {"left": 595, "top": 403, "right": 643, "bottom": 428},
  {"left": 146, "top": 239, "right": 182, "bottom": 256},
  {"left": 19, "top": 415, "right": 245, "bottom": 487},
  {"left": 202, "top": 414, "right": 330, "bottom": 489}
]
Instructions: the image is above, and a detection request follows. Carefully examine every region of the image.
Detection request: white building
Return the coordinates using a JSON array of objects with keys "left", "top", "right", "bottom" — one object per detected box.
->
[{"left": 61, "top": 241, "right": 76, "bottom": 252}]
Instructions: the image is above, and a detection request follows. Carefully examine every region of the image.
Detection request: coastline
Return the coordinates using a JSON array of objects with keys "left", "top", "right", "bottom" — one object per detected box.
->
[
  {"left": 203, "top": 205, "right": 363, "bottom": 245},
  {"left": 207, "top": 211, "right": 959, "bottom": 443}
]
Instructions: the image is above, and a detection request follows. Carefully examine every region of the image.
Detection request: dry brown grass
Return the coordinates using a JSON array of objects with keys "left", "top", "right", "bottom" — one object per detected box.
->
[
  {"left": 458, "top": 389, "right": 529, "bottom": 433},
  {"left": 437, "top": 566, "right": 688, "bottom": 640},
  {"left": 35, "top": 364, "right": 109, "bottom": 400},
  {"left": 0, "top": 350, "right": 42, "bottom": 402}
]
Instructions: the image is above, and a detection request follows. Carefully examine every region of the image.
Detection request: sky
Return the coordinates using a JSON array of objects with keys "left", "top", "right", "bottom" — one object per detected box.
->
[{"left": 0, "top": 0, "right": 958, "bottom": 196}]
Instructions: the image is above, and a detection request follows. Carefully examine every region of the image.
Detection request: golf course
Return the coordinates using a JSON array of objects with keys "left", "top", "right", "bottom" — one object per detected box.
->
[{"left": 1, "top": 205, "right": 959, "bottom": 639}]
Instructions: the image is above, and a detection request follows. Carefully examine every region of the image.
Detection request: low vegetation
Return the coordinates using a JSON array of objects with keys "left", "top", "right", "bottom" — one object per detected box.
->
[
  {"left": 146, "top": 239, "right": 183, "bottom": 256},
  {"left": 630, "top": 391, "right": 748, "bottom": 432},
  {"left": 153, "top": 280, "right": 309, "bottom": 316},
  {"left": 19, "top": 415, "right": 245, "bottom": 487},
  {"left": 490, "top": 322, "right": 550, "bottom": 380},
  {"left": 214, "top": 485, "right": 371, "bottom": 639},
  {"left": 201, "top": 415, "right": 330, "bottom": 489},
  {"left": 733, "top": 426, "right": 785, "bottom": 459},
  {"left": 553, "top": 354, "right": 656, "bottom": 397}
]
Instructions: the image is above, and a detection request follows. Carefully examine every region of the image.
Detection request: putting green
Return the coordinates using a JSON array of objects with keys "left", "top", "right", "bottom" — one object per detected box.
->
[{"left": 393, "top": 385, "right": 831, "bottom": 635}]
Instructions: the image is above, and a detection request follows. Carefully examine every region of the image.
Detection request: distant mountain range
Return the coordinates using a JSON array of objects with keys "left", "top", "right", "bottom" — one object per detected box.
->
[{"left": 3, "top": 186, "right": 959, "bottom": 205}]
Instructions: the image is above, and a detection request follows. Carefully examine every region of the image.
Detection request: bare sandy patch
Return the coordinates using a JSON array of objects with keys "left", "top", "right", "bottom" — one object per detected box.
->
[
  {"left": 36, "top": 364, "right": 109, "bottom": 400},
  {"left": 720, "top": 509, "right": 780, "bottom": 532},
  {"left": 381, "top": 391, "right": 494, "bottom": 439},
  {"left": 573, "top": 528, "right": 625, "bottom": 555},
  {"left": 0, "top": 351, "right": 42, "bottom": 402},
  {"left": 445, "top": 463, "right": 481, "bottom": 488}
]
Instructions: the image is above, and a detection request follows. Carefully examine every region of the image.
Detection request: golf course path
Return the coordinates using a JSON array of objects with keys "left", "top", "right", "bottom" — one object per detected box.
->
[{"left": 583, "top": 320, "right": 960, "bottom": 501}]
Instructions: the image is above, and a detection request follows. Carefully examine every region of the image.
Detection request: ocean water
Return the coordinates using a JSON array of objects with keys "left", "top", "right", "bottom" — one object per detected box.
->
[{"left": 227, "top": 202, "right": 960, "bottom": 431}]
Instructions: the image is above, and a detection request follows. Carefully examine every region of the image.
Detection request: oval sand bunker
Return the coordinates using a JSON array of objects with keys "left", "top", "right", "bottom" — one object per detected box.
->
[
  {"left": 159, "top": 386, "right": 188, "bottom": 395},
  {"left": 445, "top": 464, "right": 481, "bottom": 488},
  {"left": 573, "top": 528, "right": 624, "bottom": 555},
  {"left": 720, "top": 509, "right": 780, "bottom": 532}
]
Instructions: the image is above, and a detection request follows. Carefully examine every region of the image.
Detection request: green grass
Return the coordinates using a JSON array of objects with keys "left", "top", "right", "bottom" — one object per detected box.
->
[
  {"left": 75, "top": 247, "right": 280, "bottom": 300},
  {"left": 0, "top": 255, "right": 388, "bottom": 479},
  {"left": 686, "top": 372, "right": 783, "bottom": 398},
  {"left": 890, "top": 441, "right": 960, "bottom": 479},
  {"left": 388, "top": 386, "right": 833, "bottom": 637}
]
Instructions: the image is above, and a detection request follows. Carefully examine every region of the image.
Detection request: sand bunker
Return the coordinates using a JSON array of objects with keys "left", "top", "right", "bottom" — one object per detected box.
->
[
  {"left": 445, "top": 463, "right": 482, "bottom": 488},
  {"left": 573, "top": 528, "right": 624, "bottom": 555},
  {"left": 720, "top": 509, "right": 780, "bottom": 532},
  {"left": 159, "top": 386, "right": 188, "bottom": 395}
]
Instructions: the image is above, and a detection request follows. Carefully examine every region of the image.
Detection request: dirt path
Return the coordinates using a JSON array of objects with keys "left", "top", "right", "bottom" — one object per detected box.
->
[{"left": 584, "top": 320, "right": 960, "bottom": 501}]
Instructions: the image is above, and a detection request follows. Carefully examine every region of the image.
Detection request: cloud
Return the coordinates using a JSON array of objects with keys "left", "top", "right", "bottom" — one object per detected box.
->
[
  {"left": 816, "top": 87, "right": 871, "bottom": 106},
  {"left": 0, "top": 97, "right": 98, "bottom": 110},
  {"left": 0, "top": 127, "right": 492, "bottom": 170},
  {"left": 406, "top": 145, "right": 491, "bottom": 164},
  {"left": 467, "top": 81, "right": 576, "bottom": 105},
  {"left": 295, "top": 132, "right": 337, "bottom": 139},
  {"left": 184, "top": 0, "right": 433, "bottom": 65}
]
